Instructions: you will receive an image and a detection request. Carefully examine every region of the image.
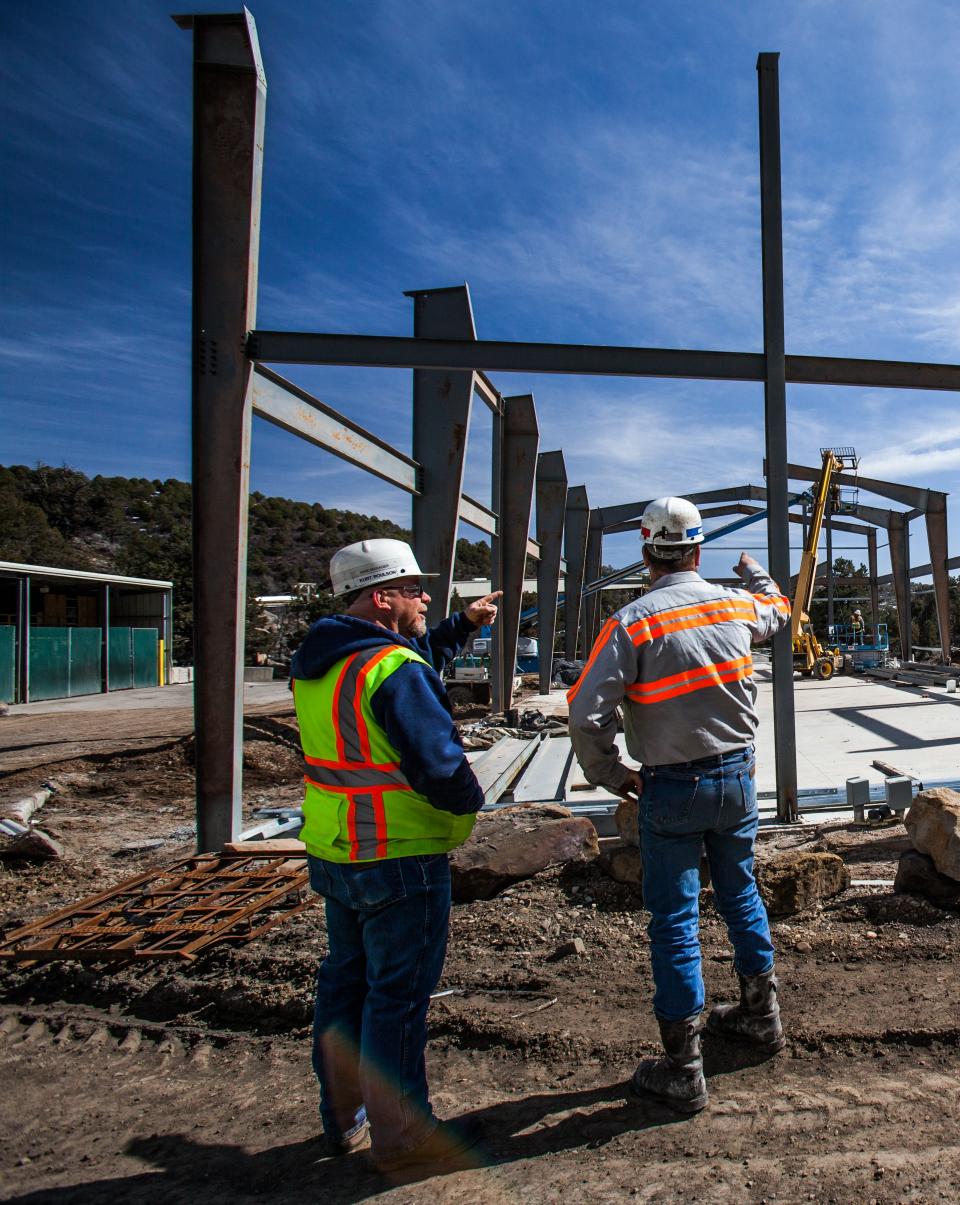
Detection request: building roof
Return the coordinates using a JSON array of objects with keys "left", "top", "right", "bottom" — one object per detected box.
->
[{"left": 0, "top": 561, "right": 172, "bottom": 590}]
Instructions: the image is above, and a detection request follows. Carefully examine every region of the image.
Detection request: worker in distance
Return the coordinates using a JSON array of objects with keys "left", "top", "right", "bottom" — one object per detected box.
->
[
  {"left": 290, "top": 538, "right": 501, "bottom": 1173},
  {"left": 568, "top": 497, "right": 792, "bottom": 1113}
]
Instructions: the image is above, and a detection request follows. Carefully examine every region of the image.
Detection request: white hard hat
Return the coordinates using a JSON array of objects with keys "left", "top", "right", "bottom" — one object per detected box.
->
[
  {"left": 640, "top": 496, "right": 704, "bottom": 560},
  {"left": 329, "top": 538, "right": 437, "bottom": 598}
]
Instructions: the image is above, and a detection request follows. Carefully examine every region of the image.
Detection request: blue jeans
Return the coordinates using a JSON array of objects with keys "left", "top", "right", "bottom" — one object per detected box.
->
[
  {"left": 308, "top": 852, "right": 451, "bottom": 1158},
  {"left": 639, "top": 747, "right": 774, "bottom": 1022}
]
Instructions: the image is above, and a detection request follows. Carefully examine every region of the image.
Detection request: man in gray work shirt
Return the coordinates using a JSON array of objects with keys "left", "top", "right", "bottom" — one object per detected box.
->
[{"left": 567, "top": 496, "right": 792, "bottom": 1113}]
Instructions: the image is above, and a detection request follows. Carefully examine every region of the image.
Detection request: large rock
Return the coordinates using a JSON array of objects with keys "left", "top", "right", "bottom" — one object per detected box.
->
[
  {"left": 755, "top": 851, "right": 849, "bottom": 916},
  {"left": 450, "top": 804, "right": 599, "bottom": 901},
  {"left": 615, "top": 798, "right": 639, "bottom": 847},
  {"left": 603, "top": 843, "right": 643, "bottom": 887},
  {"left": 904, "top": 788, "right": 960, "bottom": 881},
  {"left": 894, "top": 848, "right": 960, "bottom": 905}
]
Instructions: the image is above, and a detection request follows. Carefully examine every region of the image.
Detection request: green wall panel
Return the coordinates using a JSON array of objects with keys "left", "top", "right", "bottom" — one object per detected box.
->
[
  {"left": 0, "top": 626, "right": 15, "bottom": 703},
  {"left": 29, "top": 627, "right": 102, "bottom": 701},
  {"left": 132, "top": 628, "right": 158, "bottom": 688},
  {"left": 109, "top": 627, "right": 134, "bottom": 690}
]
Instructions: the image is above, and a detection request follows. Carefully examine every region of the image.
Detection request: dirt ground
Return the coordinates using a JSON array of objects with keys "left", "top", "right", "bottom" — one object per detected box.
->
[{"left": 1, "top": 700, "right": 959, "bottom": 1204}]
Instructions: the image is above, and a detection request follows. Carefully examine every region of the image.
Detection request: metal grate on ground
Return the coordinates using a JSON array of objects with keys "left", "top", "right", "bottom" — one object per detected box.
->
[{"left": 0, "top": 852, "right": 315, "bottom": 963}]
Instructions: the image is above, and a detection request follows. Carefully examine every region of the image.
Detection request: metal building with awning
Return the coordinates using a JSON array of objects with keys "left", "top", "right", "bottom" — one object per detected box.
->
[{"left": 0, "top": 562, "right": 174, "bottom": 704}]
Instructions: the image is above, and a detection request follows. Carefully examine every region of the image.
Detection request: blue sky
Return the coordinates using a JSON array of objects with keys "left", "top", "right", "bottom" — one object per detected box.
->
[{"left": 2, "top": 0, "right": 958, "bottom": 581}]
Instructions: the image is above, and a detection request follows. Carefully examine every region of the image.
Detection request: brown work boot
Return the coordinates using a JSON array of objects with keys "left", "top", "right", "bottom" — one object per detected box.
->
[
  {"left": 707, "top": 967, "right": 786, "bottom": 1054},
  {"left": 370, "top": 1116, "right": 484, "bottom": 1174},
  {"left": 629, "top": 1016, "right": 708, "bottom": 1114}
]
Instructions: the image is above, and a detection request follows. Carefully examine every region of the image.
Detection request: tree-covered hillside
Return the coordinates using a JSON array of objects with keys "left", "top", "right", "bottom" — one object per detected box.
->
[{"left": 0, "top": 465, "right": 491, "bottom": 662}]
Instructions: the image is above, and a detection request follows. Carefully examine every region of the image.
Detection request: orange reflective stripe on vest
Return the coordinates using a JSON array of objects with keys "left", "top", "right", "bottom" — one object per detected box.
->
[{"left": 625, "top": 653, "right": 753, "bottom": 704}]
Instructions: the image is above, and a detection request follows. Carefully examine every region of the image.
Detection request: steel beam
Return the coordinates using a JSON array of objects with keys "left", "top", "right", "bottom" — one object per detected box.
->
[
  {"left": 489, "top": 402, "right": 505, "bottom": 712},
  {"left": 535, "top": 452, "right": 568, "bottom": 693},
  {"left": 458, "top": 494, "right": 497, "bottom": 537},
  {"left": 177, "top": 11, "right": 266, "bottom": 852},
  {"left": 581, "top": 510, "right": 604, "bottom": 655},
  {"left": 875, "top": 554, "right": 960, "bottom": 584},
  {"left": 925, "top": 494, "right": 952, "bottom": 661},
  {"left": 101, "top": 583, "right": 110, "bottom": 693},
  {"left": 595, "top": 485, "right": 769, "bottom": 533},
  {"left": 408, "top": 286, "right": 476, "bottom": 623},
  {"left": 563, "top": 486, "right": 590, "bottom": 660},
  {"left": 473, "top": 372, "right": 503, "bottom": 414},
  {"left": 825, "top": 511, "right": 834, "bottom": 629},
  {"left": 248, "top": 330, "right": 960, "bottom": 393},
  {"left": 773, "top": 460, "right": 939, "bottom": 512},
  {"left": 251, "top": 365, "right": 419, "bottom": 493},
  {"left": 498, "top": 395, "right": 539, "bottom": 713},
  {"left": 697, "top": 502, "right": 877, "bottom": 541},
  {"left": 17, "top": 576, "right": 29, "bottom": 704},
  {"left": 758, "top": 53, "right": 798, "bottom": 825},
  {"left": 888, "top": 510, "right": 912, "bottom": 660},
  {"left": 867, "top": 528, "right": 879, "bottom": 623}
]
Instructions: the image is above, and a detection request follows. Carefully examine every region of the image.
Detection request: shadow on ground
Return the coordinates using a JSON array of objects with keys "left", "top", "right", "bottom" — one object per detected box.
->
[{"left": 9, "top": 1053, "right": 771, "bottom": 1204}]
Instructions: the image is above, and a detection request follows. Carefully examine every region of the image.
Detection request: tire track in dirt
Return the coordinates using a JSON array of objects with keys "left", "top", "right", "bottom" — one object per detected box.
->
[{"left": 2, "top": 1002, "right": 959, "bottom": 1204}]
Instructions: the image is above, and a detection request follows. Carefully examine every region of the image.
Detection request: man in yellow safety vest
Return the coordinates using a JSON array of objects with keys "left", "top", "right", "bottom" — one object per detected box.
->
[{"left": 291, "top": 538, "right": 501, "bottom": 1172}]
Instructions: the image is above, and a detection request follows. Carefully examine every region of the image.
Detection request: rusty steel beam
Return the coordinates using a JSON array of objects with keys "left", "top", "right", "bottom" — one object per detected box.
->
[
  {"left": 408, "top": 286, "right": 476, "bottom": 623},
  {"left": 176, "top": 10, "right": 266, "bottom": 852},
  {"left": 581, "top": 510, "right": 604, "bottom": 655},
  {"left": 563, "top": 486, "right": 590, "bottom": 660},
  {"left": 498, "top": 395, "right": 539, "bottom": 713},
  {"left": 248, "top": 330, "right": 960, "bottom": 393},
  {"left": 535, "top": 452, "right": 567, "bottom": 694},
  {"left": 758, "top": 52, "right": 798, "bottom": 825}
]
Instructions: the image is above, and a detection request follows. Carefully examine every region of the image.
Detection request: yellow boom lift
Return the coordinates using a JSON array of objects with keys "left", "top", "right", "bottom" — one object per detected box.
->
[{"left": 791, "top": 447, "right": 859, "bottom": 680}]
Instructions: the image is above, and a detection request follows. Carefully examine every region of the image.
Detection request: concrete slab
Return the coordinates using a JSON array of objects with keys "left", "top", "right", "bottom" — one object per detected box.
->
[{"left": 519, "top": 666, "right": 960, "bottom": 795}]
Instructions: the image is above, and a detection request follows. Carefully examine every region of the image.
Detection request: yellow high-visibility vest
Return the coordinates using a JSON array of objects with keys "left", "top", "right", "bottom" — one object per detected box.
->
[{"left": 295, "top": 644, "right": 476, "bottom": 862}]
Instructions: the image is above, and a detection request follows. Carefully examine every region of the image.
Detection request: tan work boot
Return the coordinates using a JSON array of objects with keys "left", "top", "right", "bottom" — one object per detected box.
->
[
  {"left": 630, "top": 1016, "right": 708, "bottom": 1114},
  {"left": 707, "top": 967, "right": 785, "bottom": 1053}
]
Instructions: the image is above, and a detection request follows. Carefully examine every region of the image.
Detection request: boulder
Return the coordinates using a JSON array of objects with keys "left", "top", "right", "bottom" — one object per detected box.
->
[
  {"left": 904, "top": 788, "right": 960, "bottom": 881},
  {"left": 755, "top": 851, "right": 849, "bottom": 916},
  {"left": 894, "top": 848, "right": 960, "bottom": 905},
  {"left": 0, "top": 827, "right": 64, "bottom": 861},
  {"left": 450, "top": 805, "right": 599, "bottom": 901},
  {"left": 604, "top": 844, "right": 643, "bottom": 887},
  {"left": 615, "top": 798, "right": 639, "bottom": 847}
]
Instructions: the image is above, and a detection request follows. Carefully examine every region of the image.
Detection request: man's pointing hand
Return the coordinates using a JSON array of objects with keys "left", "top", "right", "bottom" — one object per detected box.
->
[{"left": 465, "top": 591, "right": 503, "bottom": 627}]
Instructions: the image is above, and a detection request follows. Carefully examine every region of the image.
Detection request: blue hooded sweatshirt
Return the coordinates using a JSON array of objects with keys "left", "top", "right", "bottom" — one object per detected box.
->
[{"left": 290, "top": 611, "right": 485, "bottom": 817}]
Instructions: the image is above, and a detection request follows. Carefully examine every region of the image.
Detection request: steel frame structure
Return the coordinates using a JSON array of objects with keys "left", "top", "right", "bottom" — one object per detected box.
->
[{"left": 178, "top": 14, "right": 957, "bottom": 838}]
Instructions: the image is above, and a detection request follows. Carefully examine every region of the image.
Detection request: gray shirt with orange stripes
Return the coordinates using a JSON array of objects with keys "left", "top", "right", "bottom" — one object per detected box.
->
[{"left": 567, "top": 567, "right": 791, "bottom": 790}]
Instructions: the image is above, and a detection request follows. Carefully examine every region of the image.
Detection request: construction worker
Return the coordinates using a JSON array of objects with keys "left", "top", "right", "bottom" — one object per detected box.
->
[
  {"left": 291, "top": 538, "right": 501, "bottom": 1171},
  {"left": 567, "top": 497, "right": 791, "bottom": 1113}
]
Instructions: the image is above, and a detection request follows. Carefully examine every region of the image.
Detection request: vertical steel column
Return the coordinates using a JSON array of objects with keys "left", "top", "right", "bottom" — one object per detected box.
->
[
  {"left": 825, "top": 511, "right": 834, "bottom": 629},
  {"left": 581, "top": 511, "right": 604, "bottom": 654},
  {"left": 17, "top": 576, "right": 30, "bottom": 704},
  {"left": 562, "top": 486, "right": 590, "bottom": 660},
  {"left": 498, "top": 394, "right": 539, "bottom": 713},
  {"left": 489, "top": 404, "right": 505, "bottom": 712},
  {"left": 408, "top": 285, "right": 476, "bottom": 625},
  {"left": 164, "top": 588, "right": 175, "bottom": 685},
  {"left": 535, "top": 451, "right": 568, "bottom": 694},
  {"left": 867, "top": 527, "right": 879, "bottom": 624},
  {"left": 925, "top": 494, "right": 952, "bottom": 662},
  {"left": 888, "top": 511, "right": 911, "bottom": 660},
  {"left": 177, "top": 11, "right": 266, "bottom": 852},
  {"left": 101, "top": 584, "right": 110, "bottom": 693},
  {"left": 757, "top": 52, "right": 798, "bottom": 824}
]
